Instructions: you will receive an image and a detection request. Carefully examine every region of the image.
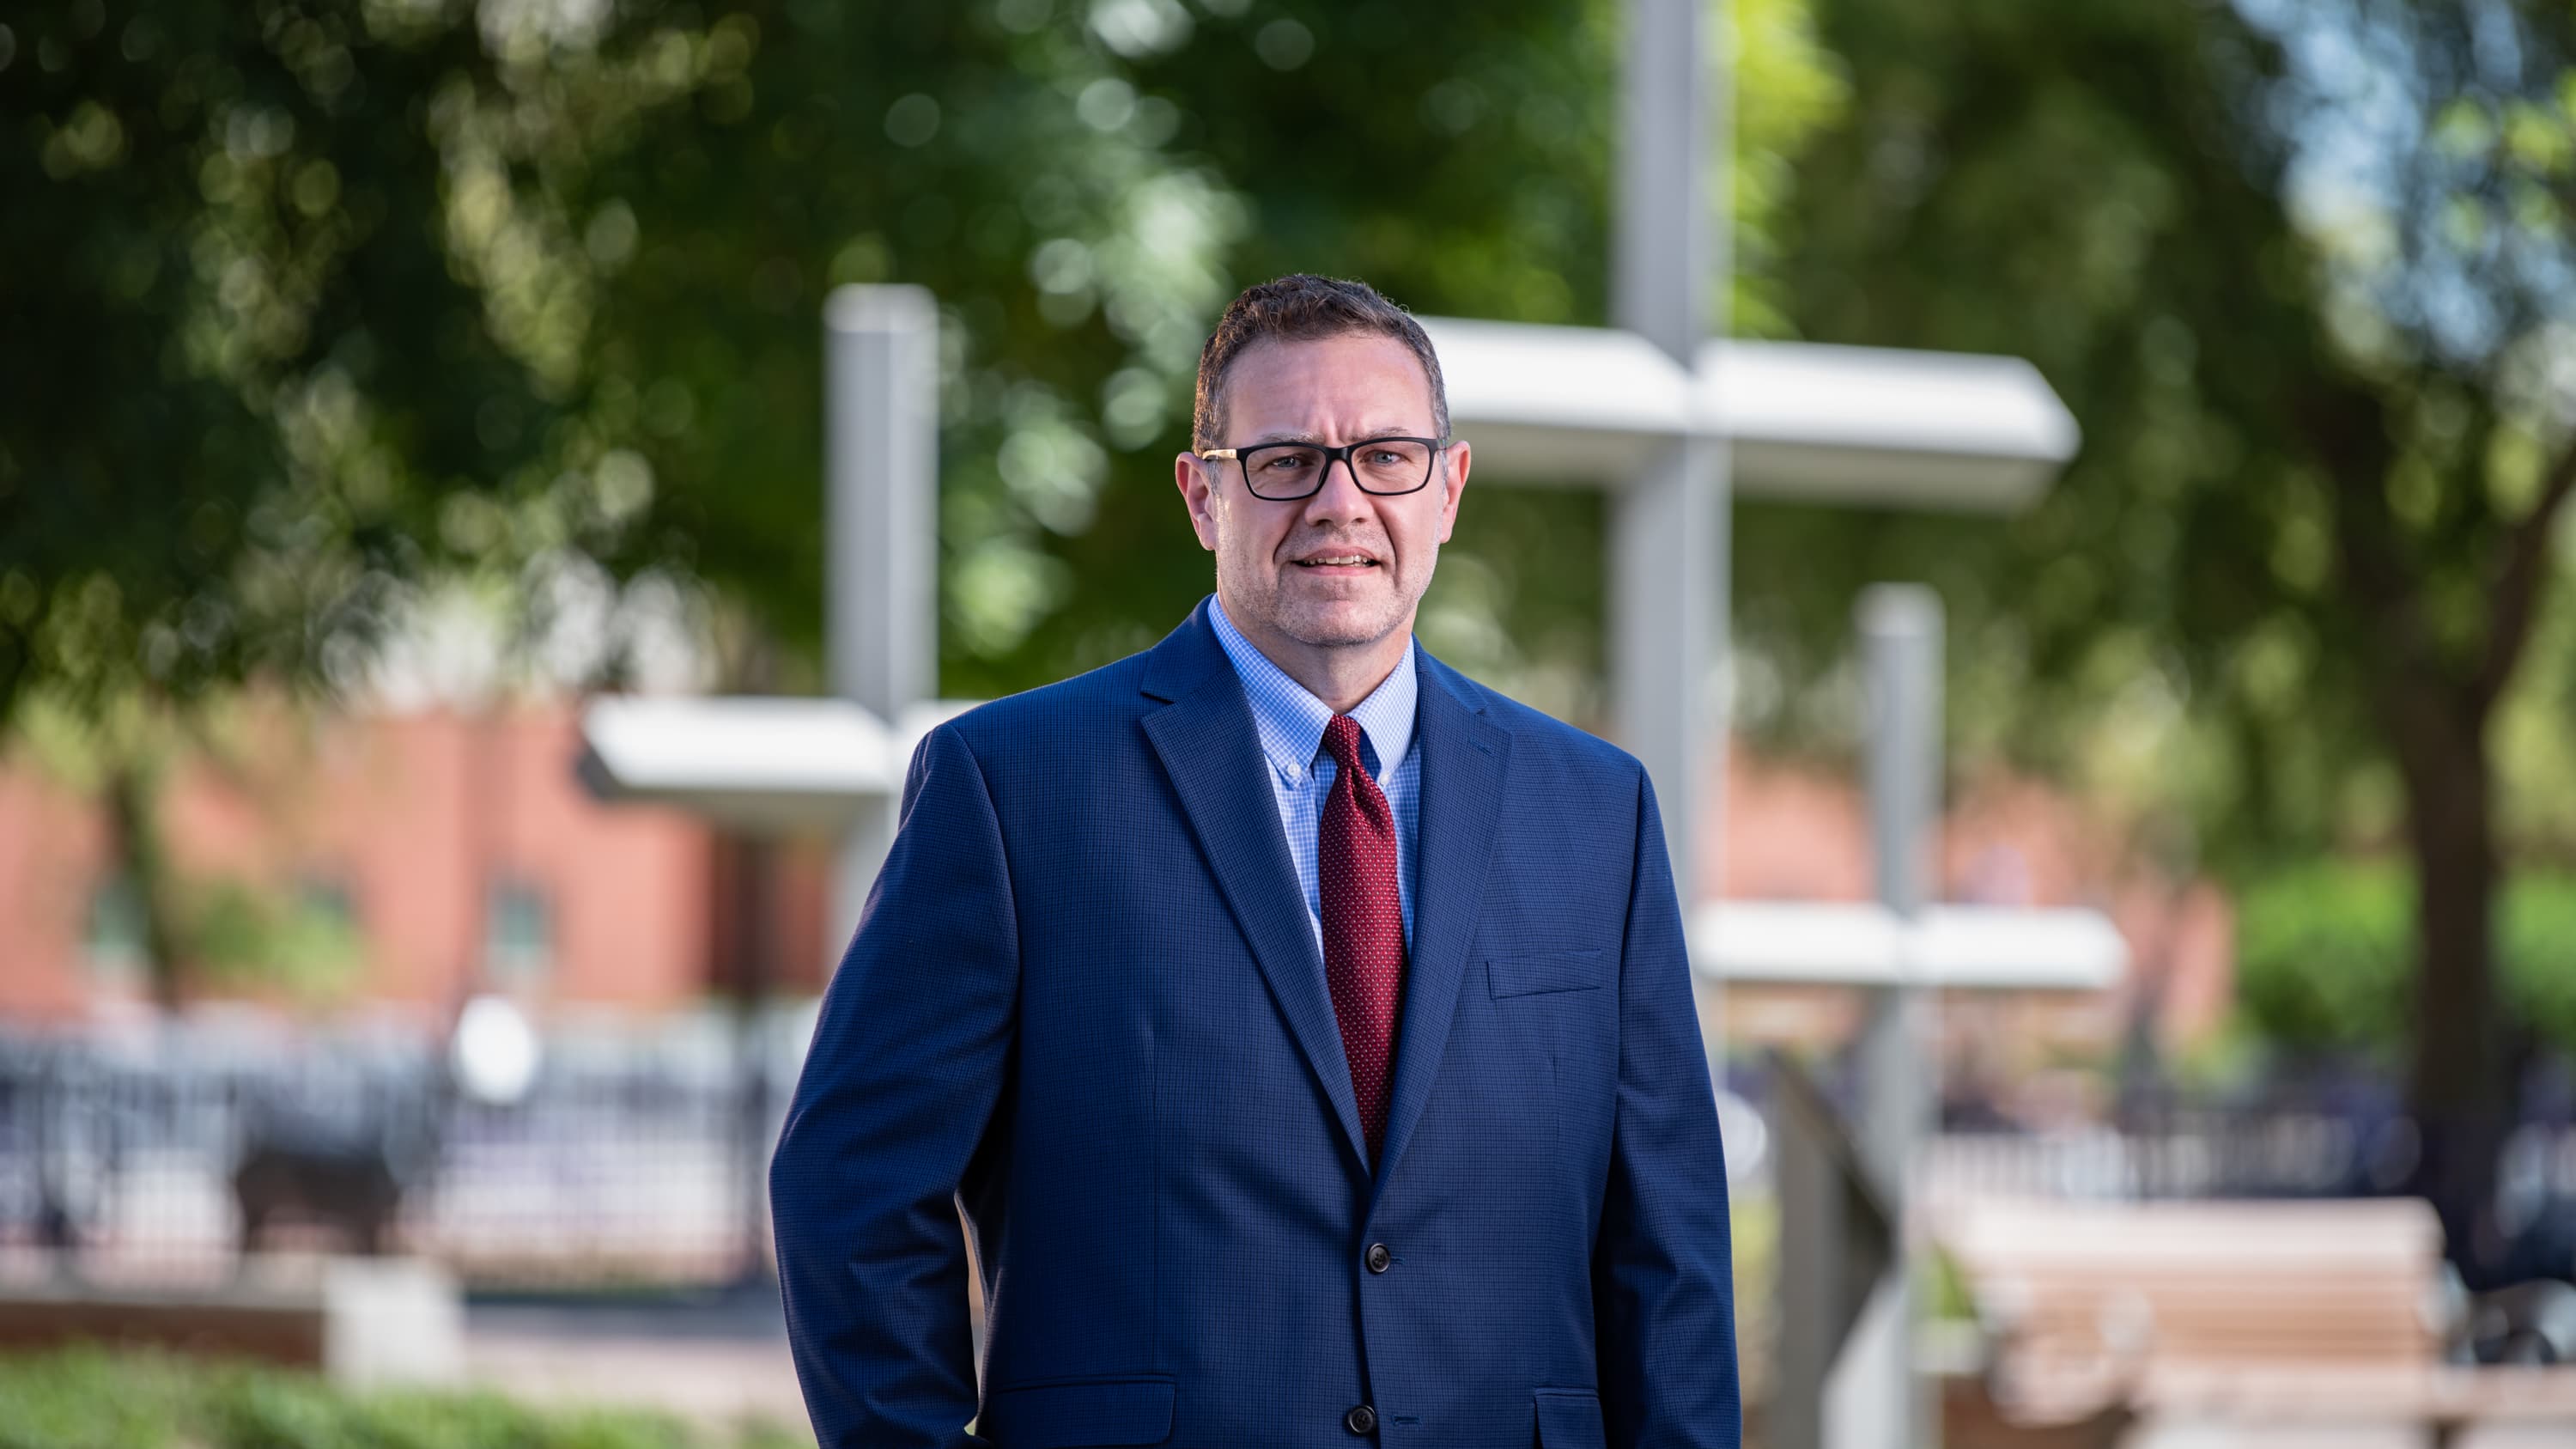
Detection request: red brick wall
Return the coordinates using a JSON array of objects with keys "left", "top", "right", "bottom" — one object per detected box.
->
[
  {"left": 0, "top": 702, "right": 731, "bottom": 1021},
  {"left": 0, "top": 703, "right": 2233, "bottom": 1053}
]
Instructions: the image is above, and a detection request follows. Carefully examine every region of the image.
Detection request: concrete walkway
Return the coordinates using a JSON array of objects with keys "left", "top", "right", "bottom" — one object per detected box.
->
[
  {"left": 462, "top": 1294, "right": 812, "bottom": 1439},
  {"left": 459, "top": 1300, "right": 2576, "bottom": 1449}
]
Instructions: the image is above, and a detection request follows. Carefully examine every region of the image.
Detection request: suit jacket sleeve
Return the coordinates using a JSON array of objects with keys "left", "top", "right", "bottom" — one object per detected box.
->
[
  {"left": 771, "top": 723, "right": 1018, "bottom": 1449},
  {"left": 1594, "top": 765, "right": 1743, "bottom": 1448}
]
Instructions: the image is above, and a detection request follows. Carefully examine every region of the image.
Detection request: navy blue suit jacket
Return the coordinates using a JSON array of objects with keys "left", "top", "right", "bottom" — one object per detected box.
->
[{"left": 771, "top": 599, "right": 1740, "bottom": 1449}]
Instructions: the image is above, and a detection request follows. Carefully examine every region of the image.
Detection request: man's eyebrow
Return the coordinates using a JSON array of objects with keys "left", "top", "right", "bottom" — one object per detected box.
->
[{"left": 1244, "top": 426, "right": 1432, "bottom": 445}]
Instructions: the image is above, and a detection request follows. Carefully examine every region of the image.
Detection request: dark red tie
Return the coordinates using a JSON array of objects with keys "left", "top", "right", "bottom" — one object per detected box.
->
[{"left": 1320, "top": 713, "right": 1405, "bottom": 1163}]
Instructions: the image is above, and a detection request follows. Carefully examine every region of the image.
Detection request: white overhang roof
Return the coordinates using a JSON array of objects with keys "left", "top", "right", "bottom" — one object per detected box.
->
[
  {"left": 1691, "top": 900, "right": 2126, "bottom": 990},
  {"left": 1419, "top": 317, "right": 2081, "bottom": 511},
  {"left": 575, "top": 696, "right": 903, "bottom": 833}
]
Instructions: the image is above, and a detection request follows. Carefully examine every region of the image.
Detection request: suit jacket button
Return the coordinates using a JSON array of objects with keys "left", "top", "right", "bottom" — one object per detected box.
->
[
  {"left": 1365, "top": 1243, "right": 1392, "bottom": 1273},
  {"left": 1346, "top": 1404, "right": 1377, "bottom": 1434}
]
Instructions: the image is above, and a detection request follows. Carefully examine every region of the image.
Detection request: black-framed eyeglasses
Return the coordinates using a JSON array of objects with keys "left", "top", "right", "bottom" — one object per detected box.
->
[{"left": 1199, "top": 435, "right": 1450, "bottom": 501}]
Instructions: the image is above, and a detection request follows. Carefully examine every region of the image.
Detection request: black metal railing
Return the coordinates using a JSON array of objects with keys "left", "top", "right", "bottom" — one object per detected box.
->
[{"left": 0, "top": 1015, "right": 803, "bottom": 1290}]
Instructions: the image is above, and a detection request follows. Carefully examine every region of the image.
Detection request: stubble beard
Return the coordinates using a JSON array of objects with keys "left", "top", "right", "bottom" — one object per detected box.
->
[{"left": 1221, "top": 544, "right": 1434, "bottom": 652}]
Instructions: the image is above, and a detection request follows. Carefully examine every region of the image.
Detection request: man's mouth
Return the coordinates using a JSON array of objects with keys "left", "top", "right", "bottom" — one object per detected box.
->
[{"left": 1292, "top": 551, "right": 1381, "bottom": 569}]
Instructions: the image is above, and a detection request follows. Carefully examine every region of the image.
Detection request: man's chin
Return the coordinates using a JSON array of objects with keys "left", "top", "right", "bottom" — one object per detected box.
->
[{"left": 1275, "top": 600, "right": 1406, "bottom": 650}]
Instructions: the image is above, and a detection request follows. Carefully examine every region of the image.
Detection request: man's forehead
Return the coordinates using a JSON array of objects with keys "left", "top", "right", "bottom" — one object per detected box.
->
[{"left": 1222, "top": 332, "right": 1438, "bottom": 428}]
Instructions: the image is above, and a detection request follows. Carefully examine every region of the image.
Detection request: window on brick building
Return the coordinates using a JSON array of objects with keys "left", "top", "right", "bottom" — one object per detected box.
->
[
  {"left": 85, "top": 874, "right": 145, "bottom": 983},
  {"left": 486, "top": 879, "right": 553, "bottom": 984},
  {"left": 295, "top": 876, "right": 358, "bottom": 932}
]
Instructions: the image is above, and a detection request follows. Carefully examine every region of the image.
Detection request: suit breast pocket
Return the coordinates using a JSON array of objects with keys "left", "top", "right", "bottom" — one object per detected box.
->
[
  {"left": 1485, "top": 950, "right": 1619, "bottom": 1176},
  {"left": 1486, "top": 948, "right": 1612, "bottom": 1000}
]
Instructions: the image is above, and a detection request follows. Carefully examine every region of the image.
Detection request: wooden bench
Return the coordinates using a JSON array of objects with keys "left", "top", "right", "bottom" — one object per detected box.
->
[{"left": 1935, "top": 1197, "right": 2576, "bottom": 1445}]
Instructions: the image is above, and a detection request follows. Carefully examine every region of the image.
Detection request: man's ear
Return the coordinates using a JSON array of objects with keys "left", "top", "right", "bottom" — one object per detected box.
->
[
  {"left": 1435, "top": 439, "right": 1471, "bottom": 545},
  {"left": 1174, "top": 451, "right": 1220, "bottom": 552}
]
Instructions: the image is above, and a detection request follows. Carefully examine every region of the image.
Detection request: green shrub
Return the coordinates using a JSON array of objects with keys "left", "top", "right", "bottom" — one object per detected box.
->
[
  {"left": 2233, "top": 863, "right": 2413, "bottom": 1057},
  {"left": 2233, "top": 864, "right": 2576, "bottom": 1059},
  {"left": 2503, "top": 876, "right": 2576, "bottom": 1050},
  {"left": 0, "top": 1349, "right": 811, "bottom": 1449}
]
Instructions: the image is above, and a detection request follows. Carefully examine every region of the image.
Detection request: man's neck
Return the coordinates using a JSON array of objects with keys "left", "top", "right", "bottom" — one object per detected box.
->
[{"left": 1217, "top": 595, "right": 1412, "bottom": 715}]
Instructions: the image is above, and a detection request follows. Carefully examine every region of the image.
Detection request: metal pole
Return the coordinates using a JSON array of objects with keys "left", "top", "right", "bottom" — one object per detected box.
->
[
  {"left": 1614, "top": 0, "right": 1711, "bottom": 365},
  {"left": 823, "top": 285, "right": 939, "bottom": 967},
  {"left": 1610, "top": 446, "right": 1722, "bottom": 896},
  {"left": 1608, "top": 0, "right": 1729, "bottom": 916},
  {"left": 1837, "top": 583, "right": 1944, "bottom": 1449}
]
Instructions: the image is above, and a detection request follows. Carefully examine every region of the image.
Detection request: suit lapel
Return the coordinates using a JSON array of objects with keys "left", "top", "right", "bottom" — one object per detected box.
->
[
  {"left": 1139, "top": 604, "right": 1370, "bottom": 1171},
  {"left": 1373, "top": 653, "right": 1512, "bottom": 1194}
]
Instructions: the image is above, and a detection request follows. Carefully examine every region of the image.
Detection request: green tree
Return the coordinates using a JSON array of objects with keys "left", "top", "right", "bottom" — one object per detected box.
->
[
  {"left": 3, "top": 0, "right": 1242, "bottom": 992},
  {"left": 1753, "top": 0, "right": 2576, "bottom": 1278},
  {"left": 2235, "top": 864, "right": 2576, "bottom": 1063},
  {"left": 3, "top": 1, "right": 561, "bottom": 721},
  {"left": 6, "top": 0, "right": 1851, "bottom": 711},
  {"left": 1, "top": 0, "right": 1245, "bottom": 713},
  {"left": 8, "top": 0, "right": 624, "bottom": 995},
  {"left": 6, "top": 0, "right": 1848, "bottom": 995}
]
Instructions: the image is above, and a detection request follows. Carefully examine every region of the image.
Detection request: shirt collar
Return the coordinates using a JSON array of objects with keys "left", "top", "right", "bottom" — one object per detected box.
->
[{"left": 1209, "top": 594, "right": 1417, "bottom": 784}]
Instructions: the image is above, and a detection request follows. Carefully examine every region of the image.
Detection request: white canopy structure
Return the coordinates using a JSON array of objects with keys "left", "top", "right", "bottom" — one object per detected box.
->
[
  {"left": 575, "top": 697, "right": 901, "bottom": 834},
  {"left": 1693, "top": 901, "right": 2127, "bottom": 991},
  {"left": 1425, "top": 319, "right": 2081, "bottom": 509},
  {"left": 577, "top": 695, "right": 975, "bottom": 836}
]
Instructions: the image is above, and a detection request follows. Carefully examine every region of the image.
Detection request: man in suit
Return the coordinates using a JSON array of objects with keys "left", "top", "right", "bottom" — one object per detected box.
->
[{"left": 771, "top": 274, "right": 1739, "bottom": 1449}]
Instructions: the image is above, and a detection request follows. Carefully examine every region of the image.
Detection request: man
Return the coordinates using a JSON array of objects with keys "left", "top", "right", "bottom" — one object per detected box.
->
[{"left": 771, "top": 274, "right": 1739, "bottom": 1449}]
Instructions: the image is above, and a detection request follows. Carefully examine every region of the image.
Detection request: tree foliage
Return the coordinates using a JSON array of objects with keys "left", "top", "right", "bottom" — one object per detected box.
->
[
  {"left": 4, "top": 0, "right": 1850, "bottom": 721},
  {"left": 3, "top": 0, "right": 1848, "bottom": 1007},
  {"left": 3, "top": 0, "right": 553, "bottom": 721},
  {"left": 1759, "top": 0, "right": 2576, "bottom": 1275},
  {"left": 2237, "top": 863, "right": 2576, "bottom": 1058},
  {"left": 1751, "top": 0, "right": 2576, "bottom": 849},
  {"left": 2, "top": 0, "right": 1251, "bottom": 718}
]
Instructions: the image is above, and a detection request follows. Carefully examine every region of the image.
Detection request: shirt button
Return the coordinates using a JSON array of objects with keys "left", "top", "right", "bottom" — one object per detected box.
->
[
  {"left": 1345, "top": 1404, "right": 1377, "bottom": 1434},
  {"left": 1365, "top": 1242, "right": 1392, "bottom": 1273}
]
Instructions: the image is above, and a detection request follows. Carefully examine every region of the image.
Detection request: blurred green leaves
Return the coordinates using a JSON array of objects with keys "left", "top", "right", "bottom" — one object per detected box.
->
[
  {"left": 0, "top": 0, "right": 1242, "bottom": 719},
  {"left": 1741, "top": 5, "right": 2576, "bottom": 1233},
  {"left": 2235, "top": 863, "right": 2414, "bottom": 1057},
  {"left": 2236, "top": 864, "right": 2576, "bottom": 1059},
  {"left": 4, "top": 0, "right": 1854, "bottom": 718},
  {"left": 187, "top": 874, "right": 368, "bottom": 1002},
  {"left": 3, "top": 0, "right": 574, "bottom": 722},
  {"left": 1746, "top": 0, "right": 2576, "bottom": 873},
  {"left": 0, "top": 1348, "right": 808, "bottom": 1449}
]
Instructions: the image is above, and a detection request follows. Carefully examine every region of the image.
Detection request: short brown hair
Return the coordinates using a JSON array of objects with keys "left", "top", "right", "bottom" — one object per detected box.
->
[{"left": 1190, "top": 274, "right": 1449, "bottom": 452}]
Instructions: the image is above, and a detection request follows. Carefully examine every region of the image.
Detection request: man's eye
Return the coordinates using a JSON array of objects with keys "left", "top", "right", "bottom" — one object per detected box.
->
[
  {"left": 1262, "top": 454, "right": 1312, "bottom": 470},
  {"left": 1363, "top": 450, "right": 1404, "bottom": 466}
]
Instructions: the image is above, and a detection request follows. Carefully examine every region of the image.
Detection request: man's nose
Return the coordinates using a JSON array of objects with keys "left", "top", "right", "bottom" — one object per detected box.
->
[{"left": 1302, "top": 454, "right": 1374, "bottom": 522}]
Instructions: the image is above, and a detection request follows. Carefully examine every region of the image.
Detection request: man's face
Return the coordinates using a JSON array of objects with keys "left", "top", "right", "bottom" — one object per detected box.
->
[{"left": 1176, "top": 332, "right": 1470, "bottom": 655}]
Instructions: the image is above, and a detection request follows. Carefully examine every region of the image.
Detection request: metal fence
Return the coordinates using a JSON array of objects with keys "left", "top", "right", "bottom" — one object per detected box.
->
[
  {"left": 1923, "top": 1106, "right": 2576, "bottom": 1232},
  {"left": 1923, "top": 1113, "right": 2407, "bottom": 1206},
  {"left": 0, "top": 1012, "right": 806, "bottom": 1290},
  {"left": 15, "top": 1018, "right": 2576, "bottom": 1291}
]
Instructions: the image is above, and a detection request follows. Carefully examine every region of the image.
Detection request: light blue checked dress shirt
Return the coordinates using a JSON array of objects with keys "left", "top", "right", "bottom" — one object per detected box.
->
[{"left": 1208, "top": 596, "right": 1421, "bottom": 953}]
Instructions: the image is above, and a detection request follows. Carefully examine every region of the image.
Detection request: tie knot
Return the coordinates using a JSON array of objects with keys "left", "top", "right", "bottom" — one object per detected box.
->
[{"left": 1322, "top": 713, "right": 1368, "bottom": 776}]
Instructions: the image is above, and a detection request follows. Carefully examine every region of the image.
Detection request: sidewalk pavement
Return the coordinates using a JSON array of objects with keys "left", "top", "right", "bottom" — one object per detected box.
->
[{"left": 462, "top": 1293, "right": 811, "bottom": 1439}]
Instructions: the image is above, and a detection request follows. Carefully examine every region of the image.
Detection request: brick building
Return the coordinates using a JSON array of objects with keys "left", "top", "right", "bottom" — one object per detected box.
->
[
  {"left": 0, "top": 698, "right": 2230, "bottom": 1055},
  {"left": 0, "top": 700, "right": 831, "bottom": 1024}
]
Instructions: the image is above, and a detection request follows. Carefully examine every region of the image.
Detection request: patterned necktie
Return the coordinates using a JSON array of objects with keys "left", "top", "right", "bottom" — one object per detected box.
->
[{"left": 1319, "top": 713, "right": 1405, "bottom": 1164}]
